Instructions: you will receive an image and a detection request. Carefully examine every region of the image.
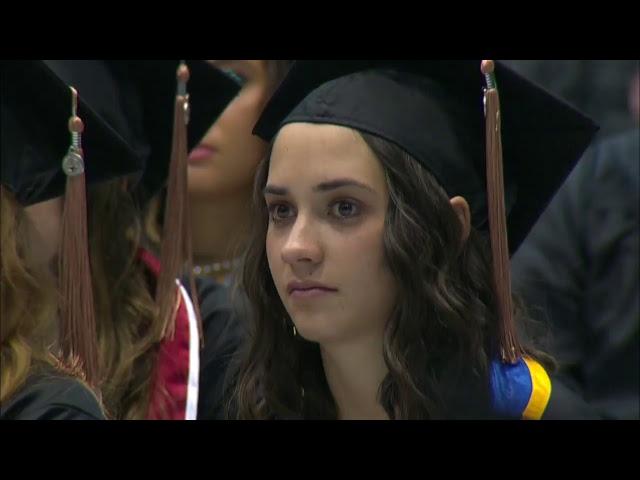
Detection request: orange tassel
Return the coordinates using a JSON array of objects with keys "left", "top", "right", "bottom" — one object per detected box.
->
[
  {"left": 58, "top": 89, "right": 99, "bottom": 386},
  {"left": 482, "top": 60, "right": 523, "bottom": 364},
  {"left": 156, "top": 62, "right": 203, "bottom": 344}
]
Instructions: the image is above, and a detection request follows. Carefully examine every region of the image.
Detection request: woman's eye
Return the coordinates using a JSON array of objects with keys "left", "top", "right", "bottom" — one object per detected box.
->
[
  {"left": 330, "top": 200, "right": 360, "bottom": 219},
  {"left": 268, "top": 203, "right": 294, "bottom": 223}
]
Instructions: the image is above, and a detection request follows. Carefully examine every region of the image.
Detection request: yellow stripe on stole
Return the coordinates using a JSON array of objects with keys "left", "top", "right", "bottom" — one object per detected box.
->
[{"left": 522, "top": 357, "right": 552, "bottom": 420}]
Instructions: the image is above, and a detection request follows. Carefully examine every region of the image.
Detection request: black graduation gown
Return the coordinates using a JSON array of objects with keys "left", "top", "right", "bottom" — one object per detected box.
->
[
  {"left": 0, "top": 371, "right": 105, "bottom": 420},
  {"left": 512, "top": 130, "right": 639, "bottom": 419},
  {"left": 542, "top": 377, "right": 601, "bottom": 420},
  {"left": 183, "top": 276, "right": 246, "bottom": 420},
  {"left": 189, "top": 271, "right": 602, "bottom": 420}
]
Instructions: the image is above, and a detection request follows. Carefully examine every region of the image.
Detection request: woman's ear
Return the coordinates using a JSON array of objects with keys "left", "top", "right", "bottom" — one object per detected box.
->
[{"left": 449, "top": 196, "right": 471, "bottom": 247}]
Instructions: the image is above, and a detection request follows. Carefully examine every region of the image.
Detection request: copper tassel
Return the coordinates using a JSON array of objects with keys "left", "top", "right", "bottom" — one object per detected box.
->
[
  {"left": 156, "top": 61, "right": 203, "bottom": 343},
  {"left": 58, "top": 87, "right": 99, "bottom": 386},
  {"left": 481, "top": 60, "right": 523, "bottom": 364}
]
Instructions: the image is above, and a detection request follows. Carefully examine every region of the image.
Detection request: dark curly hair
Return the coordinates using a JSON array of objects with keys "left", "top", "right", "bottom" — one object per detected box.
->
[{"left": 231, "top": 130, "right": 552, "bottom": 419}]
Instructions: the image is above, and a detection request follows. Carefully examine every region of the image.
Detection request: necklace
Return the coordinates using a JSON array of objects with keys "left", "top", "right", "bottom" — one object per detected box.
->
[{"left": 192, "top": 258, "right": 242, "bottom": 276}]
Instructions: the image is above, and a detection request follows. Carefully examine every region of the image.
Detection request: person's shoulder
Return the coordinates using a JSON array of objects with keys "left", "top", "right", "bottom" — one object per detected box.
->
[
  {"left": 542, "top": 376, "right": 602, "bottom": 420},
  {"left": 1, "top": 372, "right": 105, "bottom": 420},
  {"left": 588, "top": 130, "right": 639, "bottom": 212},
  {"left": 593, "top": 130, "right": 639, "bottom": 175},
  {"left": 598, "top": 129, "right": 639, "bottom": 151},
  {"left": 557, "top": 129, "right": 638, "bottom": 207},
  {"left": 489, "top": 356, "right": 603, "bottom": 419}
]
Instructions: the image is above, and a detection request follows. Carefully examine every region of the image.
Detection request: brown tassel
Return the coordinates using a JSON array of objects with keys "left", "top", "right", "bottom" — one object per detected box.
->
[
  {"left": 481, "top": 60, "right": 524, "bottom": 364},
  {"left": 156, "top": 62, "right": 203, "bottom": 344},
  {"left": 58, "top": 87, "right": 99, "bottom": 386}
]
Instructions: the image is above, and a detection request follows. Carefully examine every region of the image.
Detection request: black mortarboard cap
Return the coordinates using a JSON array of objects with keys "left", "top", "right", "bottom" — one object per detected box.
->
[
  {"left": 253, "top": 60, "right": 600, "bottom": 253},
  {"left": 104, "top": 60, "right": 241, "bottom": 203},
  {"left": 1, "top": 60, "right": 144, "bottom": 206}
]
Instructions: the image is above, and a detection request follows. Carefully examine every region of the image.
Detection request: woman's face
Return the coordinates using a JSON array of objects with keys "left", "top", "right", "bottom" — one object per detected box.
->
[
  {"left": 265, "top": 123, "right": 398, "bottom": 345},
  {"left": 187, "top": 60, "right": 273, "bottom": 200},
  {"left": 23, "top": 196, "right": 63, "bottom": 268}
]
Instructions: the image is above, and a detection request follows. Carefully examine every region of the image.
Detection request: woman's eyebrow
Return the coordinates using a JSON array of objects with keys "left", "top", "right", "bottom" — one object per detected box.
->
[{"left": 313, "top": 179, "right": 375, "bottom": 193}]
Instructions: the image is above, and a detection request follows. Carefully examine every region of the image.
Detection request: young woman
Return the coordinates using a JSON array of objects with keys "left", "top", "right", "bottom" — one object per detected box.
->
[{"left": 230, "top": 60, "right": 599, "bottom": 419}]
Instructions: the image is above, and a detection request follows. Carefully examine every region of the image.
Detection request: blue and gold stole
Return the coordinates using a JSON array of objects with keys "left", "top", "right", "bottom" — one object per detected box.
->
[{"left": 490, "top": 356, "right": 552, "bottom": 420}]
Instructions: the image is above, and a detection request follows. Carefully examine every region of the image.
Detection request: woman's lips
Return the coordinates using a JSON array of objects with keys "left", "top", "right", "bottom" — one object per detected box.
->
[{"left": 188, "top": 144, "right": 216, "bottom": 163}]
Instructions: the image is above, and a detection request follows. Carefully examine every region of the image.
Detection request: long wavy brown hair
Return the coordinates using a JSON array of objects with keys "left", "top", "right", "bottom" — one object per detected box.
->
[
  {"left": 88, "top": 180, "right": 165, "bottom": 419},
  {"left": 231, "top": 131, "right": 553, "bottom": 420}
]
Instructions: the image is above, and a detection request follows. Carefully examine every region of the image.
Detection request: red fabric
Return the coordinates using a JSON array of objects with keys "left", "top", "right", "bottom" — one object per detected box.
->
[{"left": 138, "top": 248, "right": 191, "bottom": 420}]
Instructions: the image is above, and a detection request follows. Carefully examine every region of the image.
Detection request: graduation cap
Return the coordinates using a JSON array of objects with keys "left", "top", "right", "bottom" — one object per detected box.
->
[
  {"left": 105, "top": 60, "right": 241, "bottom": 202},
  {"left": 1, "top": 60, "right": 150, "bottom": 386},
  {"left": 253, "top": 59, "right": 599, "bottom": 363},
  {"left": 1, "top": 60, "right": 145, "bottom": 206}
]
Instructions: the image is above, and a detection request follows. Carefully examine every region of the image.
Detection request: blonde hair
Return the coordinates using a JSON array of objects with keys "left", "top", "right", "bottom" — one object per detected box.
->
[{"left": 1, "top": 186, "right": 58, "bottom": 404}]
